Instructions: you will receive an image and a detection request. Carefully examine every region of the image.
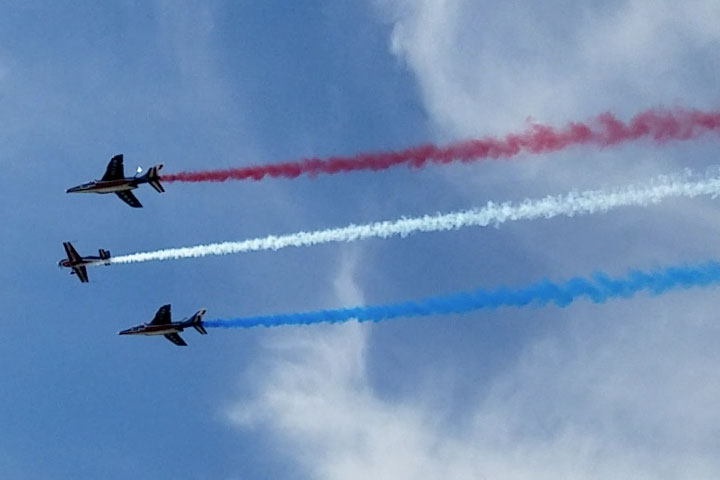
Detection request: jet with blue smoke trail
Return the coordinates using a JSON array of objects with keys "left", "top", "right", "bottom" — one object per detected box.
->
[
  {"left": 204, "top": 260, "right": 720, "bottom": 329},
  {"left": 119, "top": 304, "right": 207, "bottom": 346}
]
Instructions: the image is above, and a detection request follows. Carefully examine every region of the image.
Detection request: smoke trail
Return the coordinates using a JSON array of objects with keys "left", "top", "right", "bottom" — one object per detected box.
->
[
  {"left": 105, "top": 169, "right": 720, "bottom": 265},
  {"left": 162, "top": 107, "right": 720, "bottom": 182},
  {"left": 204, "top": 261, "right": 720, "bottom": 328}
]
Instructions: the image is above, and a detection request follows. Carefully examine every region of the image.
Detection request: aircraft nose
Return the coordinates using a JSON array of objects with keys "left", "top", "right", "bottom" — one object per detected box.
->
[
  {"left": 66, "top": 186, "right": 81, "bottom": 193},
  {"left": 118, "top": 328, "right": 132, "bottom": 336}
]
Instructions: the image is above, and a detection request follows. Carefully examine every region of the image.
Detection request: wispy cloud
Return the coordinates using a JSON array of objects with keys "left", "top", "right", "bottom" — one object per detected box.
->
[
  {"left": 380, "top": 0, "right": 720, "bottom": 136},
  {"left": 230, "top": 255, "right": 720, "bottom": 479},
  {"left": 225, "top": 1, "right": 720, "bottom": 478}
]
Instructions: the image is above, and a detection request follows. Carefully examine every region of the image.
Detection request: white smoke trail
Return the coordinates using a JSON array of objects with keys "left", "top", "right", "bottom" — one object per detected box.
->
[{"left": 106, "top": 170, "right": 720, "bottom": 265}]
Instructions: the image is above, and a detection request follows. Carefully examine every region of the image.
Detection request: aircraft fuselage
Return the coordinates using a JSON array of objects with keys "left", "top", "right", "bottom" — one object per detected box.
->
[
  {"left": 58, "top": 256, "right": 104, "bottom": 268},
  {"left": 66, "top": 178, "right": 142, "bottom": 195},
  {"left": 118, "top": 322, "right": 188, "bottom": 337}
]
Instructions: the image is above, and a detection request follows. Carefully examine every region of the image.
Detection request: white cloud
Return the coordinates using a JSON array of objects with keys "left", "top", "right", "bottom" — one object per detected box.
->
[
  {"left": 227, "top": 2, "right": 720, "bottom": 479},
  {"left": 231, "top": 254, "right": 720, "bottom": 479},
  {"left": 378, "top": 0, "right": 720, "bottom": 137}
]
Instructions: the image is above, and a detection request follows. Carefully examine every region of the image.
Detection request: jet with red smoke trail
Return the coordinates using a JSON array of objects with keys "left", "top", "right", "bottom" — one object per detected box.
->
[
  {"left": 118, "top": 304, "right": 207, "bottom": 346},
  {"left": 66, "top": 154, "right": 165, "bottom": 208}
]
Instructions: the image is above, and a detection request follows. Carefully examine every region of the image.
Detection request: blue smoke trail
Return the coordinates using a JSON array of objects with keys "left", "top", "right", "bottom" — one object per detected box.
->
[{"left": 204, "top": 261, "right": 720, "bottom": 329}]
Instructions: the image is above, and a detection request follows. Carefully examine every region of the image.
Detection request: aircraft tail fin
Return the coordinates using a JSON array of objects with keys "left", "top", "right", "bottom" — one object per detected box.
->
[
  {"left": 99, "top": 249, "right": 111, "bottom": 265},
  {"left": 144, "top": 164, "right": 165, "bottom": 193},
  {"left": 190, "top": 308, "right": 207, "bottom": 335}
]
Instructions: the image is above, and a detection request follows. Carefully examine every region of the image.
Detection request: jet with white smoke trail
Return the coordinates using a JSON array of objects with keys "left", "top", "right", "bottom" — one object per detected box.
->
[{"left": 101, "top": 169, "right": 720, "bottom": 266}]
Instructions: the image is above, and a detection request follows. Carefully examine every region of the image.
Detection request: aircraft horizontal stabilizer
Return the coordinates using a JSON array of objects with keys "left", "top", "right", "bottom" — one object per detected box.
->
[
  {"left": 191, "top": 308, "right": 207, "bottom": 335},
  {"left": 145, "top": 164, "right": 165, "bottom": 193}
]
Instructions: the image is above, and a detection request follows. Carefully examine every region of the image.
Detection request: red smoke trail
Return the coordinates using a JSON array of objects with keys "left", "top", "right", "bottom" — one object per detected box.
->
[{"left": 162, "top": 107, "right": 720, "bottom": 183}]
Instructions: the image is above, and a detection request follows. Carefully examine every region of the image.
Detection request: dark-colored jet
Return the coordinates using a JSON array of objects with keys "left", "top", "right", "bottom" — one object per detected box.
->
[
  {"left": 66, "top": 154, "right": 164, "bottom": 208},
  {"left": 118, "top": 304, "right": 207, "bottom": 346},
  {"left": 58, "top": 241, "right": 111, "bottom": 283}
]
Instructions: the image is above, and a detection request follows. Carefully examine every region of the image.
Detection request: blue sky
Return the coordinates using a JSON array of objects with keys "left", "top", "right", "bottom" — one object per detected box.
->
[{"left": 1, "top": 1, "right": 719, "bottom": 478}]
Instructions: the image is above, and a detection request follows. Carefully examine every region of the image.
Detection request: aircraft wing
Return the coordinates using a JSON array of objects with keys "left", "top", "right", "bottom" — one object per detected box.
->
[
  {"left": 164, "top": 332, "right": 187, "bottom": 346},
  {"left": 102, "top": 154, "right": 125, "bottom": 181},
  {"left": 63, "top": 242, "right": 82, "bottom": 263},
  {"left": 151, "top": 304, "right": 172, "bottom": 325},
  {"left": 73, "top": 265, "right": 89, "bottom": 283},
  {"left": 115, "top": 190, "right": 142, "bottom": 208}
]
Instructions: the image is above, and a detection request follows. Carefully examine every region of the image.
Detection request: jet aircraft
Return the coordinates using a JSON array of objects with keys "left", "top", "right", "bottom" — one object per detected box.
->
[
  {"left": 66, "top": 154, "right": 164, "bottom": 208},
  {"left": 118, "top": 304, "right": 207, "bottom": 346},
  {"left": 58, "top": 241, "right": 111, "bottom": 283}
]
